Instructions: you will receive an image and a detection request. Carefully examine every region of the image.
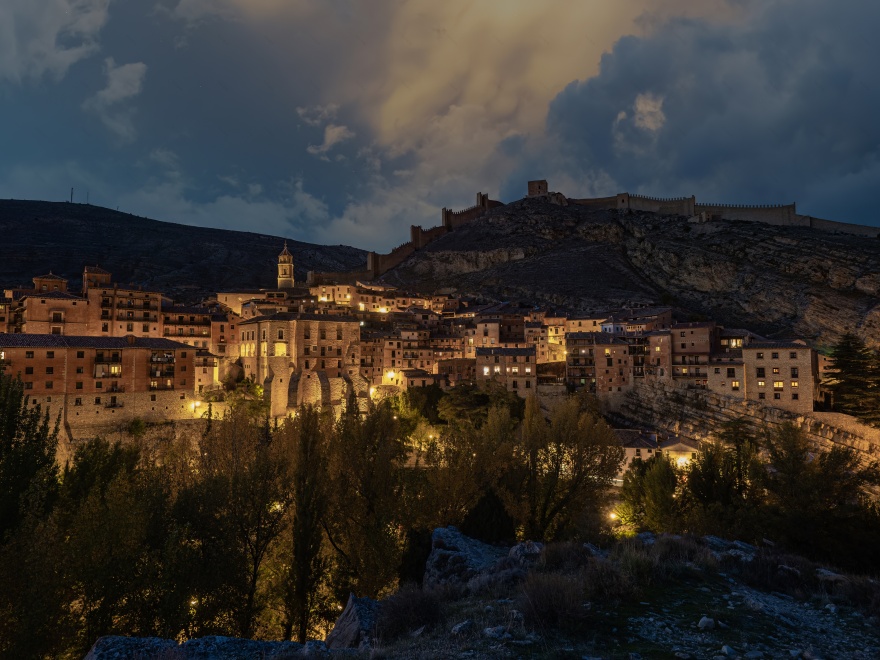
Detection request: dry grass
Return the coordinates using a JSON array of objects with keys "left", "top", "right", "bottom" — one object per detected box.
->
[
  {"left": 517, "top": 571, "right": 587, "bottom": 630},
  {"left": 376, "top": 583, "right": 441, "bottom": 642}
]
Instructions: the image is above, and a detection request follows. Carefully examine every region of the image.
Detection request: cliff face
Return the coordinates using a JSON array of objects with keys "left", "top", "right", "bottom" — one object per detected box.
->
[
  {"left": 385, "top": 198, "right": 880, "bottom": 348},
  {"left": 0, "top": 200, "right": 365, "bottom": 302}
]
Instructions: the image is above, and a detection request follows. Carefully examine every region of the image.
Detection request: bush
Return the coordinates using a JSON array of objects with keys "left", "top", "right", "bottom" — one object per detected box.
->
[
  {"left": 613, "top": 540, "right": 661, "bottom": 588},
  {"left": 581, "top": 558, "right": 634, "bottom": 604},
  {"left": 376, "top": 583, "right": 441, "bottom": 641},
  {"left": 517, "top": 572, "right": 586, "bottom": 629},
  {"left": 540, "top": 542, "right": 590, "bottom": 573}
]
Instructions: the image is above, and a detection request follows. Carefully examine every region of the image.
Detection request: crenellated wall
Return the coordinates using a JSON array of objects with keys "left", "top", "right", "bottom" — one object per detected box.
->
[
  {"left": 696, "top": 202, "right": 801, "bottom": 226},
  {"left": 360, "top": 191, "right": 503, "bottom": 279}
]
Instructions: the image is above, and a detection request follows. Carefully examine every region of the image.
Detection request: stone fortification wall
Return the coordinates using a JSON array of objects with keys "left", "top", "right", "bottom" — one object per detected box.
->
[
  {"left": 567, "top": 195, "right": 619, "bottom": 211},
  {"left": 351, "top": 192, "right": 503, "bottom": 280},
  {"left": 615, "top": 380, "right": 880, "bottom": 464},
  {"left": 803, "top": 216, "right": 880, "bottom": 238},
  {"left": 696, "top": 202, "right": 802, "bottom": 226},
  {"left": 621, "top": 193, "right": 696, "bottom": 216}
]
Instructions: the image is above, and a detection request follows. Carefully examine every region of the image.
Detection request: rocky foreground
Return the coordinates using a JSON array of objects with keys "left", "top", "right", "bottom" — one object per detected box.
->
[{"left": 86, "top": 528, "right": 880, "bottom": 659}]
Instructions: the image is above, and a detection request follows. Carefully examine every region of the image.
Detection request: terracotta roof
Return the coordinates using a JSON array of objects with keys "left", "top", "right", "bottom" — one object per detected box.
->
[
  {"left": 33, "top": 272, "right": 66, "bottom": 280},
  {"left": 84, "top": 265, "right": 110, "bottom": 275},
  {"left": 239, "top": 312, "right": 360, "bottom": 324},
  {"left": 744, "top": 342, "right": 809, "bottom": 350}
]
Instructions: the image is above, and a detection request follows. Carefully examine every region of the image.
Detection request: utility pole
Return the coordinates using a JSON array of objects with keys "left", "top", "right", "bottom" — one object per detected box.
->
[{"left": 70, "top": 187, "right": 74, "bottom": 203}]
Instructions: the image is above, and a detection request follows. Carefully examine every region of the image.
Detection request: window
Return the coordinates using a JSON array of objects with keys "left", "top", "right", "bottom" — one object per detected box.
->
[
  {"left": 756, "top": 352, "right": 763, "bottom": 359},
  {"left": 727, "top": 368, "right": 736, "bottom": 378},
  {"left": 46, "top": 367, "right": 53, "bottom": 374},
  {"left": 758, "top": 392, "right": 765, "bottom": 400},
  {"left": 25, "top": 351, "right": 34, "bottom": 359},
  {"left": 756, "top": 367, "right": 765, "bottom": 378},
  {"left": 774, "top": 393, "right": 781, "bottom": 400},
  {"left": 24, "top": 382, "right": 32, "bottom": 390},
  {"left": 790, "top": 352, "right": 797, "bottom": 359},
  {"left": 150, "top": 394, "right": 156, "bottom": 402},
  {"left": 757, "top": 380, "right": 765, "bottom": 387},
  {"left": 181, "top": 352, "right": 186, "bottom": 358},
  {"left": 773, "top": 381, "right": 784, "bottom": 390},
  {"left": 102, "top": 323, "right": 108, "bottom": 332},
  {"left": 95, "top": 397, "right": 101, "bottom": 405},
  {"left": 320, "top": 329, "right": 326, "bottom": 340},
  {"left": 96, "top": 381, "right": 102, "bottom": 389},
  {"left": 126, "top": 323, "right": 134, "bottom": 332},
  {"left": 791, "top": 367, "right": 799, "bottom": 378},
  {"left": 278, "top": 330, "right": 284, "bottom": 340},
  {"left": 143, "top": 324, "right": 149, "bottom": 332},
  {"left": 772, "top": 367, "right": 780, "bottom": 374},
  {"left": 791, "top": 381, "right": 798, "bottom": 388},
  {"left": 45, "top": 382, "right": 53, "bottom": 389},
  {"left": 731, "top": 380, "right": 740, "bottom": 391},
  {"left": 76, "top": 367, "right": 84, "bottom": 374},
  {"left": 76, "top": 351, "right": 84, "bottom": 359},
  {"left": 75, "top": 382, "right": 83, "bottom": 390},
  {"left": 74, "top": 398, "right": 82, "bottom": 406},
  {"left": 792, "top": 393, "right": 799, "bottom": 400},
  {"left": 46, "top": 351, "right": 54, "bottom": 358},
  {"left": 25, "top": 367, "right": 33, "bottom": 375},
  {"left": 483, "top": 366, "right": 490, "bottom": 376},
  {"left": 680, "top": 331, "right": 685, "bottom": 337},
  {"left": 714, "top": 367, "right": 720, "bottom": 374},
  {"left": 771, "top": 352, "right": 779, "bottom": 359}
]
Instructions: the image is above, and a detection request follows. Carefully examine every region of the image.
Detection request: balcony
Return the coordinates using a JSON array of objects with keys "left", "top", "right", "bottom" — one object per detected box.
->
[
  {"left": 107, "top": 385, "right": 125, "bottom": 393},
  {"left": 95, "top": 367, "right": 123, "bottom": 378},
  {"left": 151, "top": 370, "right": 175, "bottom": 378},
  {"left": 104, "top": 402, "right": 124, "bottom": 409},
  {"left": 95, "top": 355, "right": 122, "bottom": 364},
  {"left": 150, "top": 355, "right": 175, "bottom": 363},
  {"left": 673, "top": 370, "right": 708, "bottom": 378},
  {"left": 149, "top": 383, "right": 174, "bottom": 391}
]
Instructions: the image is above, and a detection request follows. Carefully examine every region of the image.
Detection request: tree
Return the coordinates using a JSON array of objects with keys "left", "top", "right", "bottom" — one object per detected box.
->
[
  {"left": 642, "top": 456, "right": 680, "bottom": 534},
  {"left": 502, "top": 395, "right": 624, "bottom": 541},
  {"left": 0, "top": 372, "right": 59, "bottom": 540},
  {"left": 826, "top": 333, "right": 880, "bottom": 422},
  {"left": 276, "top": 405, "right": 330, "bottom": 643}
]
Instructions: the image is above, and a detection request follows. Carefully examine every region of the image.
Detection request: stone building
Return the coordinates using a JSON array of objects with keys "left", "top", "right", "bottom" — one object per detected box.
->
[
  {"left": 238, "top": 312, "right": 366, "bottom": 417},
  {"left": 277, "top": 241, "right": 295, "bottom": 289},
  {"left": 0, "top": 334, "right": 197, "bottom": 439},
  {"left": 475, "top": 346, "right": 536, "bottom": 396}
]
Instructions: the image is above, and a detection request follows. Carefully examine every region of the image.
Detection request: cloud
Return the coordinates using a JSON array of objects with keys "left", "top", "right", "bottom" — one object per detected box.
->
[
  {"left": 306, "top": 124, "right": 355, "bottom": 157},
  {"left": 0, "top": 0, "right": 111, "bottom": 83},
  {"left": 296, "top": 103, "right": 339, "bottom": 126},
  {"left": 540, "top": 0, "right": 880, "bottom": 222},
  {"left": 82, "top": 57, "right": 148, "bottom": 141}
]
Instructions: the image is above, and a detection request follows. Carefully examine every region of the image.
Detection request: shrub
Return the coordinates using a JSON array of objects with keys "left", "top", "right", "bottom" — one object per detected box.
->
[
  {"left": 517, "top": 571, "right": 586, "bottom": 629},
  {"left": 376, "top": 583, "right": 441, "bottom": 641},
  {"left": 540, "top": 542, "right": 590, "bottom": 573},
  {"left": 613, "top": 540, "right": 660, "bottom": 587},
  {"left": 581, "top": 558, "right": 634, "bottom": 604}
]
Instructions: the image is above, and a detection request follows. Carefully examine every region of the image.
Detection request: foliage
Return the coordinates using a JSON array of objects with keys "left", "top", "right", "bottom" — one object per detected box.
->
[
  {"left": 826, "top": 333, "right": 880, "bottom": 425},
  {"left": 0, "top": 372, "right": 59, "bottom": 540}
]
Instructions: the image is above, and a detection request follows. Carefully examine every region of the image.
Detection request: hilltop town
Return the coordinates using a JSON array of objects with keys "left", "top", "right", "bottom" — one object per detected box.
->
[{"left": 5, "top": 179, "right": 874, "bottom": 468}]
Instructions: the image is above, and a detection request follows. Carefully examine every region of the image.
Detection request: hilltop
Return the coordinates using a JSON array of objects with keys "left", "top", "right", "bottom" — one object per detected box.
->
[
  {"left": 0, "top": 200, "right": 365, "bottom": 301},
  {"left": 381, "top": 197, "right": 880, "bottom": 348}
]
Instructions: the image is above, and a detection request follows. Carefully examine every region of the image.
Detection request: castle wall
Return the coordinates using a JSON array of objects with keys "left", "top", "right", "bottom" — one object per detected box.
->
[
  {"left": 621, "top": 194, "right": 696, "bottom": 216},
  {"left": 695, "top": 202, "right": 803, "bottom": 226},
  {"left": 411, "top": 224, "right": 449, "bottom": 250},
  {"left": 804, "top": 216, "right": 880, "bottom": 238},
  {"left": 567, "top": 195, "right": 619, "bottom": 211}
]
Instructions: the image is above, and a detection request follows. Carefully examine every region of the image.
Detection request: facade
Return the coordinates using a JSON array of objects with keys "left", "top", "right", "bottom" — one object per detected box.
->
[
  {"left": 0, "top": 334, "right": 197, "bottom": 438},
  {"left": 238, "top": 312, "right": 365, "bottom": 417},
  {"left": 277, "top": 242, "right": 295, "bottom": 289},
  {"left": 475, "top": 346, "right": 536, "bottom": 396}
]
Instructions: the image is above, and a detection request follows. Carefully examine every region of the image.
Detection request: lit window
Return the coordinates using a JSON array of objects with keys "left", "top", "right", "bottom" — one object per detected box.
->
[
  {"left": 757, "top": 380, "right": 765, "bottom": 387},
  {"left": 773, "top": 381, "right": 784, "bottom": 390},
  {"left": 791, "top": 381, "right": 798, "bottom": 388},
  {"left": 731, "top": 381, "right": 740, "bottom": 391}
]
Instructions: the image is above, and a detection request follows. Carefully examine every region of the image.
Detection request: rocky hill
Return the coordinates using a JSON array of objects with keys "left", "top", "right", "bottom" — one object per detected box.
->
[
  {"left": 384, "top": 198, "right": 880, "bottom": 349},
  {"left": 0, "top": 200, "right": 365, "bottom": 302}
]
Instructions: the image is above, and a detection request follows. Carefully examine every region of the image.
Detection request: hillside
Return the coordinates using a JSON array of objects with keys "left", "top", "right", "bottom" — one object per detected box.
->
[
  {"left": 0, "top": 200, "right": 365, "bottom": 301},
  {"left": 383, "top": 198, "right": 880, "bottom": 348}
]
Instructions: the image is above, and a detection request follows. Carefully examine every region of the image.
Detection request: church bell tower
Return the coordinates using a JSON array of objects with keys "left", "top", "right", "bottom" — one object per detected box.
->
[{"left": 277, "top": 241, "right": 295, "bottom": 289}]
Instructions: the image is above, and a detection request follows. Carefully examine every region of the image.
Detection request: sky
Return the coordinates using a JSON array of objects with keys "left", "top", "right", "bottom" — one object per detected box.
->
[{"left": 1, "top": 0, "right": 878, "bottom": 250}]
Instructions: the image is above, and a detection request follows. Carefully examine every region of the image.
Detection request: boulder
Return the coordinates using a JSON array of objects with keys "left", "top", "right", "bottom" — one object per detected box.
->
[
  {"left": 325, "top": 593, "right": 378, "bottom": 651},
  {"left": 85, "top": 635, "right": 305, "bottom": 659},
  {"left": 84, "top": 636, "right": 177, "bottom": 660},
  {"left": 698, "top": 616, "right": 715, "bottom": 630},
  {"left": 423, "top": 526, "right": 508, "bottom": 592},
  {"left": 508, "top": 540, "right": 543, "bottom": 567}
]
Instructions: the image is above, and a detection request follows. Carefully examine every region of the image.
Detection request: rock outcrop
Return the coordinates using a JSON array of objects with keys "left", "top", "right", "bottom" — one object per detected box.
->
[
  {"left": 324, "top": 593, "right": 378, "bottom": 651},
  {"left": 84, "top": 635, "right": 305, "bottom": 659},
  {"left": 385, "top": 197, "right": 880, "bottom": 348}
]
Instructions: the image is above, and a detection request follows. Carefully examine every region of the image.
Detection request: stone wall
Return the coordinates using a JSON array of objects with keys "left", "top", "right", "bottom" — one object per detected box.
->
[
  {"left": 615, "top": 380, "right": 880, "bottom": 464},
  {"left": 695, "top": 202, "right": 801, "bottom": 226}
]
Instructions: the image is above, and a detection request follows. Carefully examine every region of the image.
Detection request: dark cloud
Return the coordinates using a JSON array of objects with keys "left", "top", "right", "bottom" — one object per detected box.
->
[{"left": 541, "top": 0, "right": 880, "bottom": 223}]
